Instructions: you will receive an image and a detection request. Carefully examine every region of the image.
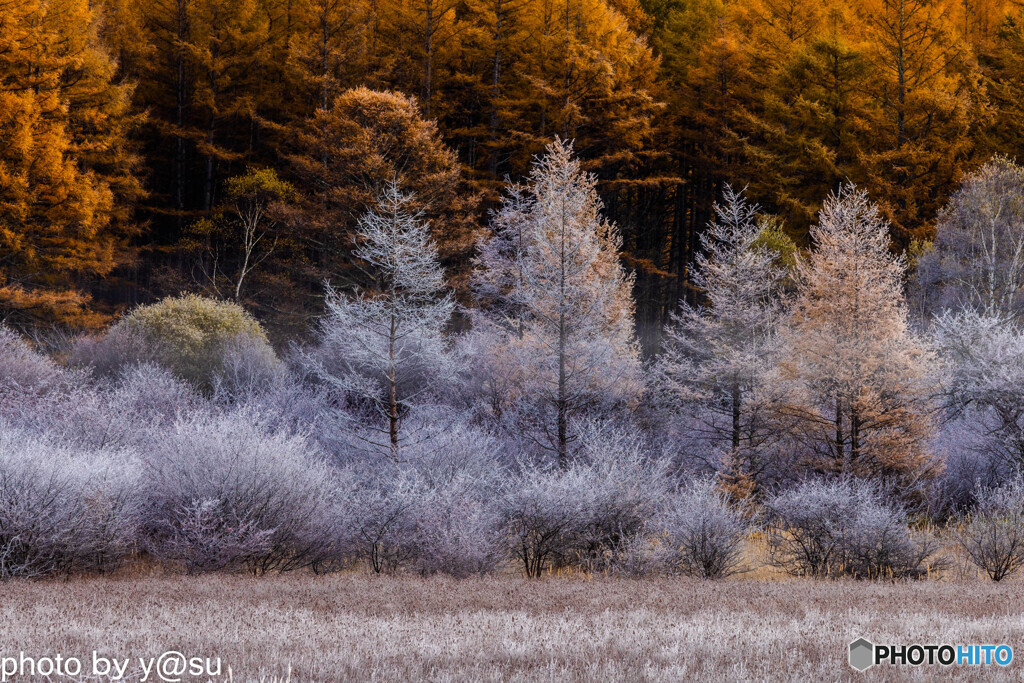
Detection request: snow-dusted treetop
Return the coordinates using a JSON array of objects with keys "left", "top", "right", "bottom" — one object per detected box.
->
[{"left": 474, "top": 138, "right": 641, "bottom": 464}]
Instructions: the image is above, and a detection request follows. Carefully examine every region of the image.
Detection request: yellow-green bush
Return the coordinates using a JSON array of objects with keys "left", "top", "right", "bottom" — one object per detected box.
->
[{"left": 111, "top": 295, "right": 275, "bottom": 389}]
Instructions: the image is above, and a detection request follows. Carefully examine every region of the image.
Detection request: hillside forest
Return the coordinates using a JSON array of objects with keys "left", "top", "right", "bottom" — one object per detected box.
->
[{"left": 6, "top": 0, "right": 1024, "bottom": 345}]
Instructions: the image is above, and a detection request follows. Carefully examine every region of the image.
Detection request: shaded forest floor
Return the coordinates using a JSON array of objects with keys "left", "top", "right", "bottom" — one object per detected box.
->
[{"left": 2, "top": 573, "right": 1023, "bottom": 681}]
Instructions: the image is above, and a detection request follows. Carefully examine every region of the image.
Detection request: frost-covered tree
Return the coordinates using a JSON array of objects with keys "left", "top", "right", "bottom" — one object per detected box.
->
[
  {"left": 474, "top": 140, "right": 641, "bottom": 465},
  {"left": 461, "top": 185, "right": 534, "bottom": 421},
  {"left": 656, "top": 186, "right": 786, "bottom": 497},
  {"left": 781, "top": 184, "right": 936, "bottom": 492},
  {"left": 0, "top": 428, "right": 141, "bottom": 579},
  {"left": 932, "top": 309, "right": 1024, "bottom": 471},
  {"left": 472, "top": 184, "right": 532, "bottom": 330},
  {"left": 314, "top": 182, "right": 456, "bottom": 457},
  {"left": 914, "top": 157, "right": 1024, "bottom": 321}
]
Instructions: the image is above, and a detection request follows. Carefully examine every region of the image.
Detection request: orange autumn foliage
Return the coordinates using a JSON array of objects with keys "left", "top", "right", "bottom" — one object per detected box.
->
[{"left": 0, "top": 0, "right": 141, "bottom": 329}]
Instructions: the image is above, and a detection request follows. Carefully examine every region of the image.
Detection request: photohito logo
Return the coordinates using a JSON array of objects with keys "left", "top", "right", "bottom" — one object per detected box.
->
[{"left": 849, "top": 638, "right": 1013, "bottom": 672}]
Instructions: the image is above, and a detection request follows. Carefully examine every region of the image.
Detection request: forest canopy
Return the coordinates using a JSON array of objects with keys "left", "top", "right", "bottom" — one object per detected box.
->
[{"left": 2, "top": 0, "right": 1023, "bottom": 346}]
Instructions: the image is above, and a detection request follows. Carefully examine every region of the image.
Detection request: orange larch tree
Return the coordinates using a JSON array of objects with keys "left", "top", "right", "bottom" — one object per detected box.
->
[{"left": 0, "top": 0, "right": 142, "bottom": 329}]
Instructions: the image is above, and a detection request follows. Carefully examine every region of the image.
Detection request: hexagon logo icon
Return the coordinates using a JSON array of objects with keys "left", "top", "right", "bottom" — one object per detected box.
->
[{"left": 849, "top": 638, "right": 874, "bottom": 672}]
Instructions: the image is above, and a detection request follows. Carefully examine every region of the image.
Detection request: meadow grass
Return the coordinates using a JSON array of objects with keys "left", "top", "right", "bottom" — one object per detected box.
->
[{"left": 1, "top": 571, "right": 1023, "bottom": 681}]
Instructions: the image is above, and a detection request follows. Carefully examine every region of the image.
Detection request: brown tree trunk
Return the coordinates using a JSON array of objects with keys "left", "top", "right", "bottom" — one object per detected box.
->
[
  {"left": 424, "top": 1, "right": 433, "bottom": 119},
  {"left": 175, "top": 0, "right": 190, "bottom": 231},
  {"left": 835, "top": 399, "right": 845, "bottom": 471},
  {"left": 489, "top": 0, "right": 504, "bottom": 178},
  {"left": 850, "top": 408, "right": 861, "bottom": 466}
]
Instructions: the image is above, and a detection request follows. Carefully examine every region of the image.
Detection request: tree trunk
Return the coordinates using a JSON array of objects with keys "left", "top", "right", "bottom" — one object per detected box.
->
[
  {"left": 731, "top": 381, "right": 741, "bottom": 452},
  {"left": 203, "top": 9, "right": 221, "bottom": 214},
  {"left": 556, "top": 191, "right": 569, "bottom": 468},
  {"left": 557, "top": 318, "right": 567, "bottom": 468},
  {"left": 320, "top": 8, "right": 330, "bottom": 110},
  {"left": 850, "top": 407, "right": 861, "bottom": 466},
  {"left": 895, "top": 0, "right": 907, "bottom": 148},
  {"left": 489, "top": 0, "right": 504, "bottom": 178},
  {"left": 175, "top": 0, "right": 189, "bottom": 231},
  {"left": 424, "top": 1, "right": 433, "bottom": 119},
  {"left": 389, "top": 309, "right": 399, "bottom": 456},
  {"left": 835, "top": 399, "right": 845, "bottom": 471}
]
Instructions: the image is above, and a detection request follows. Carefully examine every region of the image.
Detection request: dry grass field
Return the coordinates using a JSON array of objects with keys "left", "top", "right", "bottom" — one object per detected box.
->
[{"left": 1, "top": 573, "right": 1024, "bottom": 682}]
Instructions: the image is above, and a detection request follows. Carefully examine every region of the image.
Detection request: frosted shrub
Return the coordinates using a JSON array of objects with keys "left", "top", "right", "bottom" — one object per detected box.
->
[
  {"left": 142, "top": 412, "right": 338, "bottom": 574},
  {"left": 151, "top": 499, "right": 274, "bottom": 575},
  {"left": 0, "top": 329, "right": 84, "bottom": 433},
  {"left": 29, "top": 386, "right": 138, "bottom": 451},
  {"left": 927, "top": 419, "right": 1006, "bottom": 521},
  {"left": 0, "top": 430, "right": 140, "bottom": 578},
  {"left": 70, "top": 326, "right": 158, "bottom": 379},
  {"left": 309, "top": 468, "right": 364, "bottom": 574},
  {"left": 0, "top": 327, "right": 65, "bottom": 398},
  {"left": 211, "top": 333, "right": 288, "bottom": 403},
  {"left": 402, "top": 427, "right": 504, "bottom": 577},
  {"left": 659, "top": 479, "right": 748, "bottom": 579},
  {"left": 764, "top": 480, "right": 860, "bottom": 576},
  {"left": 504, "top": 425, "right": 667, "bottom": 577},
  {"left": 410, "top": 493, "right": 501, "bottom": 577},
  {"left": 764, "top": 480, "right": 937, "bottom": 579},
  {"left": 573, "top": 425, "right": 668, "bottom": 572},
  {"left": 68, "top": 456, "right": 142, "bottom": 574},
  {"left": 7, "top": 365, "right": 199, "bottom": 452},
  {"left": 502, "top": 466, "right": 582, "bottom": 577},
  {"left": 352, "top": 475, "right": 418, "bottom": 574},
  {"left": 955, "top": 480, "right": 1024, "bottom": 582},
  {"left": 264, "top": 386, "right": 343, "bottom": 456},
  {"left": 350, "top": 422, "right": 504, "bottom": 577},
  {"left": 112, "top": 363, "right": 202, "bottom": 425},
  {"left": 842, "top": 502, "right": 937, "bottom": 580}
]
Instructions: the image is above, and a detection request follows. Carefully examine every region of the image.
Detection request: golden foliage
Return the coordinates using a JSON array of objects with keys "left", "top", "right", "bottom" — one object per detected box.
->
[{"left": 0, "top": 0, "right": 141, "bottom": 328}]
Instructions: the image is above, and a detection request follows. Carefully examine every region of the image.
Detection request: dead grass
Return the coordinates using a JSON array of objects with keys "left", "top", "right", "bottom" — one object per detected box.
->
[{"left": 2, "top": 572, "right": 1023, "bottom": 681}]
